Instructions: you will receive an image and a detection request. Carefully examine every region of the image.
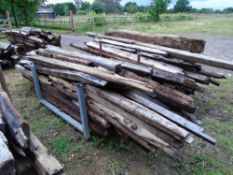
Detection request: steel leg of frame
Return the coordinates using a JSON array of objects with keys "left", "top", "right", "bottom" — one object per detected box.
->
[{"left": 29, "top": 61, "right": 90, "bottom": 140}]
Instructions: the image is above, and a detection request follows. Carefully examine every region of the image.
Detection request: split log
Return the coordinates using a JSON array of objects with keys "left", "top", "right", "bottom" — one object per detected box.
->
[
  {"left": 29, "top": 133, "right": 63, "bottom": 175},
  {"left": 105, "top": 30, "right": 205, "bottom": 53},
  {"left": 0, "top": 131, "right": 15, "bottom": 175},
  {"left": 45, "top": 45, "right": 122, "bottom": 71}
]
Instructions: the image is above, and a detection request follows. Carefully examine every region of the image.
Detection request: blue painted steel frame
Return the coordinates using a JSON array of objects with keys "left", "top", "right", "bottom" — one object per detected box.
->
[{"left": 28, "top": 61, "right": 90, "bottom": 140}]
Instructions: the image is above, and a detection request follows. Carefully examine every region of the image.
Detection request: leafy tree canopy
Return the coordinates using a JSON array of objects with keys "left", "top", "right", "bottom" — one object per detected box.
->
[
  {"left": 149, "top": 0, "right": 171, "bottom": 21},
  {"left": 124, "top": 2, "right": 138, "bottom": 13},
  {"left": 54, "top": 2, "right": 76, "bottom": 16},
  {"left": 80, "top": 1, "right": 91, "bottom": 11},
  {"left": 92, "top": 0, "right": 105, "bottom": 14},
  {"left": 173, "top": 0, "right": 192, "bottom": 13}
]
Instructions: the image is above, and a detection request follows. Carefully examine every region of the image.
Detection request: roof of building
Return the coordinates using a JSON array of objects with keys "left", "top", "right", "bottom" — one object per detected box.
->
[{"left": 37, "top": 7, "right": 54, "bottom": 14}]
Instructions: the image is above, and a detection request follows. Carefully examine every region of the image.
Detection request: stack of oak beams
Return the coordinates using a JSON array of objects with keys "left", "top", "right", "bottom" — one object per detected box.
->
[
  {"left": 15, "top": 30, "right": 233, "bottom": 156},
  {"left": 0, "top": 67, "right": 63, "bottom": 175},
  {"left": 15, "top": 30, "right": 232, "bottom": 157},
  {"left": 0, "top": 42, "right": 19, "bottom": 67},
  {"left": 3, "top": 27, "right": 61, "bottom": 52}
]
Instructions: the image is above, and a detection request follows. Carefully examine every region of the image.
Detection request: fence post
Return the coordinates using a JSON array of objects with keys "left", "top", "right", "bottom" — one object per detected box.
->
[
  {"left": 6, "top": 11, "right": 12, "bottom": 29},
  {"left": 70, "top": 10, "right": 75, "bottom": 32},
  {"left": 92, "top": 17, "right": 95, "bottom": 31}
]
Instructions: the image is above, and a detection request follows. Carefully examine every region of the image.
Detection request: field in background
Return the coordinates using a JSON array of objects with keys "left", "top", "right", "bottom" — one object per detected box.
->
[{"left": 33, "top": 13, "right": 233, "bottom": 37}]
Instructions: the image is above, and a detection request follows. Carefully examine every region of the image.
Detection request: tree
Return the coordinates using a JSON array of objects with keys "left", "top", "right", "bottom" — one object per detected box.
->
[
  {"left": 92, "top": 1, "right": 105, "bottom": 13},
  {"left": 98, "top": 0, "right": 122, "bottom": 13},
  {"left": 124, "top": 2, "right": 138, "bottom": 13},
  {"left": 80, "top": 1, "right": 91, "bottom": 11},
  {"left": 54, "top": 3, "right": 77, "bottom": 16},
  {"left": 54, "top": 3, "right": 66, "bottom": 16},
  {"left": 173, "top": 0, "right": 192, "bottom": 13},
  {"left": 14, "top": 0, "right": 41, "bottom": 25},
  {"left": 149, "top": 0, "right": 171, "bottom": 21},
  {"left": 223, "top": 7, "right": 233, "bottom": 13}
]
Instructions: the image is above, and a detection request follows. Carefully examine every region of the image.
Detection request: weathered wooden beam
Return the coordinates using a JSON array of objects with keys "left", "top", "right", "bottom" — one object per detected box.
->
[
  {"left": 36, "top": 67, "right": 108, "bottom": 87},
  {"left": 0, "top": 131, "right": 15, "bottom": 175},
  {"left": 29, "top": 133, "right": 63, "bottom": 175},
  {"left": 38, "top": 49, "right": 93, "bottom": 66},
  {"left": 120, "top": 70, "right": 195, "bottom": 113},
  {"left": 25, "top": 56, "right": 157, "bottom": 96},
  {"left": 45, "top": 45, "right": 122, "bottom": 71},
  {"left": 105, "top": 30, "right": 205, "bottom": 53},
  {"left": 94, "top": 38, "right": 168, "bottom": 56},
  {"left": 138, "top": 42, "right": 233, "bottom": 71},
  {"left": 86, "top": 85, "right": 193, "bottom": 143},
  {"left": 86, "top": 41, "right": 184, "bottom": 74},
  {"left": 0, "top": 84, "right": 30, "bottom": 148},
  {"left": 71, "top": 42, "right": 154, "bottom": 76},
  {"left": 87, "top": 97, "right": 178, "bottom": 156}
]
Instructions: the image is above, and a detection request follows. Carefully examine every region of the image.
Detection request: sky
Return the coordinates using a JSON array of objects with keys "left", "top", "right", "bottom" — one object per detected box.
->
[{"left": 46, "top": 0, "right": 233, "bottom": 10}]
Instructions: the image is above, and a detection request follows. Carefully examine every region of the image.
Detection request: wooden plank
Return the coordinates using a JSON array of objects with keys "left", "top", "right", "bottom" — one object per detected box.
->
[
  {"left": 36, "top": 67, "right": 108, "bottom": 87},
  {"left": 120, "top": 70, "right": 195, "bottom": 113},
  {"left": 0, "top": 84, "right": 30, "bottom": 148},
  {"left": 88, "top": 95, "right": 176, "bottom": 155},
  {"left": 105, "top": 30, "right": 205, "bottom": 53},
  {"left": 38, "top": 49, "right": 93, "bottom": 66},
  {"left": 0, "top": 131, "right": 15, "bottom": 175},
  {"left": 86, "top": 85, "right": 193, "bottom": 142},
  {"left": 86, "top": 41, "right": 184, "bottom": 74},
  {"left": 70, "top": 43, "right": 153, "bottom": 75},
  {"left": 123, "top": 90, "right": 217, "bottom": 143},
  {"left": 137, "top": 42, "right": 233, "bottom": 71},
  {"left": 45, "top": 45, "right": 122, "bottom": 71},
  {"left": 29, "top": 133, "right": 63, "bottom": 175},
  {"left": 25, "top": 56, "right": 157, "bottom": 96},
  {"left": 94, "top": 38, "right": 168, "bottom": 56}
]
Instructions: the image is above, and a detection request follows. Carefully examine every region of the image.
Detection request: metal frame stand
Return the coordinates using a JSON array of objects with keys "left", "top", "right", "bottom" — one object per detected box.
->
[{"left": 27, "top": 61, "right": 90, "bottom": 140}]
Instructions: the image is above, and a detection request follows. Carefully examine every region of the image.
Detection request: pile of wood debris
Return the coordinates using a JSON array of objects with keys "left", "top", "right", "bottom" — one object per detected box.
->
[
  {"left": 0, "top": 42, "right": 19, "bottom": 67},
  {"left": 16, "top": 30, "right": 233, "bottom": 157},
  {"left": 3, "top": 27, "right": 61, "bottom": 53},
  {"left": 0, "top": 68, "right": 63, "bottom": 175}
]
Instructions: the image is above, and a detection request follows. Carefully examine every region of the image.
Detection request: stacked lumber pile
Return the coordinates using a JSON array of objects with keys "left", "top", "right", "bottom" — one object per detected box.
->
[
  {"left": 16, "top": 31, "right": 232, "bottom": 157},
  {"left": 3, "top": 27, "right": 61, "bottom": 52},
  {"left": 0, "top": 42, "right": 19, "bottom": 67},
  {"left": 0, "top": 67, "right": 63, "bottom": 175}
]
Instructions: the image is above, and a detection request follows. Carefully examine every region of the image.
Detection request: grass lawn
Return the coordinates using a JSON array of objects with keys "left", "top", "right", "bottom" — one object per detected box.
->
[
  {"left": 4, "top": 67, "right": 233, "bottom": 175},
  {"left": 71, "top": 14, "right": 233, "bottom": 37}
]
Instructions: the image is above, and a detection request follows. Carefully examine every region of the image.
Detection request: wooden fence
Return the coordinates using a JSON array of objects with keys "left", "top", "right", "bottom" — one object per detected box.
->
[{"left": 34, "top": 12, "right": 151, "bottom": 32}]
